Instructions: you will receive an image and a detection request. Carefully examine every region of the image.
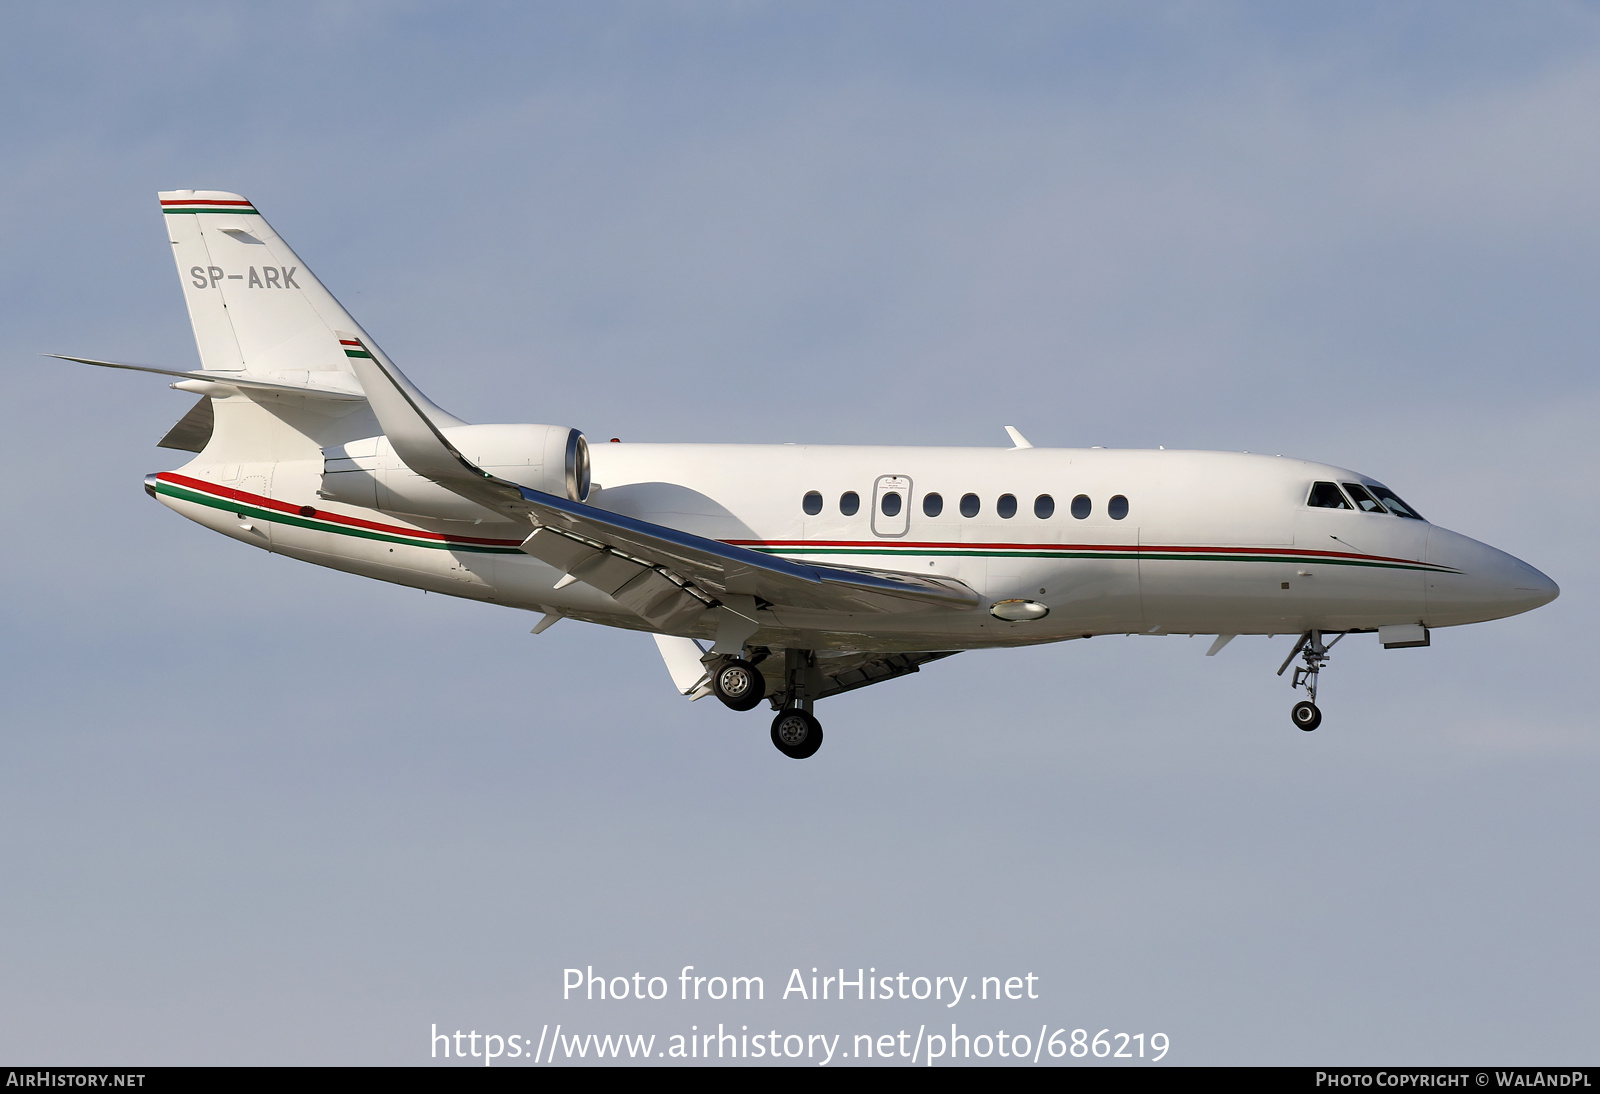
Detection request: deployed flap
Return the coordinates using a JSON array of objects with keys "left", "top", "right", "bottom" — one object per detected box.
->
[
  {"left": 814, "top": 650, "right": 961, "bottom": 700},
  {"left": 342, "top": 333, "right": 980, "bottom": 617}
]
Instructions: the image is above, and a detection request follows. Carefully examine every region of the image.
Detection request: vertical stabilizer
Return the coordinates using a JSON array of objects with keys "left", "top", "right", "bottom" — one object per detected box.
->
[
  {"left": 161, "top": 190, "right": 356, "bottom": 375},
  {"left": 158, "top": 189, "right": 461, "bottom": 425}
]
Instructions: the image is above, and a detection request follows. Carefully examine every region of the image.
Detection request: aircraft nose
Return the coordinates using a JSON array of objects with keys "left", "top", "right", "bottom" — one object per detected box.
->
[
  {"left": 1424, "top": 527, "right": 1559, "bottom": 626},
  {"left": 1511, "top": 558, "right": 1561, "bottom": 611}
]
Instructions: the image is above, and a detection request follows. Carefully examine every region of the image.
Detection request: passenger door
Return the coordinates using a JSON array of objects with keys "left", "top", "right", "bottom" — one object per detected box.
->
[{"left": 870, "top": 475, "right": 912, "bottom": 538}]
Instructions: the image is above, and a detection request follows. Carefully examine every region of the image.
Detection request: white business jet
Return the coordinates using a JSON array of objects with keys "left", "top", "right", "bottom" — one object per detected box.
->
[{"left": 57, "top": 191, "right": 1559, "bottom": 758}]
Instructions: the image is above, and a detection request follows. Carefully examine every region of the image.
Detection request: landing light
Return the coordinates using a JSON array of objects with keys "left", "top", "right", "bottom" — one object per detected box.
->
[{"left": 990, "top": 599, "right": 1049, "bottom": 622}]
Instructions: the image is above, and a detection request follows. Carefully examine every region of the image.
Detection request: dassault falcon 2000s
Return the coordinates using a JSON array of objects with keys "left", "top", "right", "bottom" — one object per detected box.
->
[{"left": 58, "top": 191, "right": 1560, "bottom": 758}]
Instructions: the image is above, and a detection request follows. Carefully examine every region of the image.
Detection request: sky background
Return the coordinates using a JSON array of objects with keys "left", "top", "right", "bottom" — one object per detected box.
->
[{"left": 1, "top": 0, "right": 1596, "bottom": 1066}]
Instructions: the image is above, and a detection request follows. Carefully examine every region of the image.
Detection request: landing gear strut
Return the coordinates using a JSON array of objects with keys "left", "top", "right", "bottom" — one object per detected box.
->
[
  {"left": 768, "top": 648, "right": 824, "bottom": 759},
  {"left": 1277, "top": 630, "right": 1344, "bottom": 732}
]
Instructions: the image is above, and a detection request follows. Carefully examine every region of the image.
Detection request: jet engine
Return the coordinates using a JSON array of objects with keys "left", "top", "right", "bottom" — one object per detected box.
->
[{"left": 319, "top": 423, "right": 590, "bottom": 521}]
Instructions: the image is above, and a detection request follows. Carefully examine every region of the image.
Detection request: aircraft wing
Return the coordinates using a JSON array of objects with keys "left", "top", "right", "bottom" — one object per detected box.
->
[
  {"left": 339, "top": 334, "right": 979, "bottom": 628},
  {"left": 514, "top": 485, "right": 978, "bottom": 617}
]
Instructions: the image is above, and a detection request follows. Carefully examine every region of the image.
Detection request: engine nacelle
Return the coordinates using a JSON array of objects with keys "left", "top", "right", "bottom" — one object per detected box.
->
[{"left": 320, "top": 424, "right": 590, "bottom": 521}]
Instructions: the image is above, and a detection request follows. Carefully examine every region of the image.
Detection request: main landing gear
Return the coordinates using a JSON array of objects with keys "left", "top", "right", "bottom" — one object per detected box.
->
[
  {"left": 708, "top": 648, "right": 826, "bottom": 758},
  {"left": 771, "top": 708, "right": 823, "bottom": 760},
  {"left": 769, "top": 648, "right": 825, "bottom": 759},
  {"left": 710, "top": 657, "right": 766, "bottom": 712},
  {"left": 1277, "top": 629, "right": 1345, "bottom": 732}
]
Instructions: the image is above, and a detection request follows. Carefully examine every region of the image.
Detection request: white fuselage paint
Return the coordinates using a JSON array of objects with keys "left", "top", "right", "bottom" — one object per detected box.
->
[{"left": 154, "top": 442, "right": 1558, "bottom": 654}]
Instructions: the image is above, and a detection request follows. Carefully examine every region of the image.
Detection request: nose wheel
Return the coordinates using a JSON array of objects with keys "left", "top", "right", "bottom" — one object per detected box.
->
[{"left": 1278, "top": 630, "right": 1344, "bottom": 732}]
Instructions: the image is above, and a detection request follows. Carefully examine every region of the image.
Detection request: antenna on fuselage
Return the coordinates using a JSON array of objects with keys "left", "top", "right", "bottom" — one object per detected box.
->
[{"left": 1004, "top": 426, "right": 1033, "bottom": 449}]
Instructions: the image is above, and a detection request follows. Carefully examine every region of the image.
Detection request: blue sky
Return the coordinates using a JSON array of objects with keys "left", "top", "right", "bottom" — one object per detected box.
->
[{"left": 1, "top": 1, "right": 1596, "bottom": 1065}]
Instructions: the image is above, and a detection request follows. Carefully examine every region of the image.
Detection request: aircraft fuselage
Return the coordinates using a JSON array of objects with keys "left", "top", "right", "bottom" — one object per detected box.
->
[{"left": 150, "top": 442, "right": 1555, "bottom": 654}]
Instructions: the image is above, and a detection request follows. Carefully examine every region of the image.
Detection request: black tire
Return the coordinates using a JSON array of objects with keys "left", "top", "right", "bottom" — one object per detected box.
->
[
  {"left": 712, "top": 659, "right": 766, "bottom": 712},
  {"left": 1292, "top": 700, "right": 1322, "bottom": 732},
  {"left": 770, "top": 709, "right": 823, "bottom": 759}
]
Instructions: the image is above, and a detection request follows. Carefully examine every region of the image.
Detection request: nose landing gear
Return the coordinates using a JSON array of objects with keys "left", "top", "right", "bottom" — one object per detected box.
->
[
  {"left": 1277, "top": 630, "right": 1344, "bottom": 732},
  {"left": 1291, "top": 700, "right": 1321, "bottom": 732}
]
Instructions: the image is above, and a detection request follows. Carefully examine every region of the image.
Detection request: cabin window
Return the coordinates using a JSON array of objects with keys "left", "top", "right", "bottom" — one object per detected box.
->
[
  {"left": 802, "top": 491, "right": 823, "bottom": 515},
  {"left": 997, "top": 493, "right": 1017, "bottom": 519},
  {"left": 1071, "top": 494, "right": 1091, "bottom": 519},
  {"left": 1342, "top": 483, "right": 1385, "bottom": 514},
  {"left": 1034, "top": 494, "right": 1055, "bottom": 519},
  {"left": 960, "top": 493, "right": 980, "bottom": 518},
  {"left": 1307, "top": 482, "right": 1352, "bottom": 510},
  {"left": 881, "top": 491, "right": 902, "bottom": 517},
  {"left": 923, "top": 492, "right": 943, "bottom": 517},
  {"left": 1109, "top": 495, "right": 1129, "bottom": 520},
  {"left": 1367, "top": 483, "right": 1425, "bottom": 520},
  {"left": 840, "top": 491, "right": 860, "bottom": 516}
]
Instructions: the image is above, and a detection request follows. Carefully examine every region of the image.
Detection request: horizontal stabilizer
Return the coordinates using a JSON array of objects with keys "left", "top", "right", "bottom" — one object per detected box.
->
[{"left": 47, "top": 354, "right": 366, "bottom": 401}]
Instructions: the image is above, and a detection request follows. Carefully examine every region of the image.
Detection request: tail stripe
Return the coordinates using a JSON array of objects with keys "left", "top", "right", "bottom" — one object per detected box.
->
[{"left": 160, "top": 198, "right": 259, "bottom": 214}]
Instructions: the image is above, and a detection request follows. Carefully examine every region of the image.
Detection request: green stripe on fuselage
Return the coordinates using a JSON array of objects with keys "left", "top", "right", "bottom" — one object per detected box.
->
[
  {"left": 751, "top": 545, "right": 1455, "bottom": 573},
  {"left": 156, "top": 481, "right": 522, "bottom": 553}
]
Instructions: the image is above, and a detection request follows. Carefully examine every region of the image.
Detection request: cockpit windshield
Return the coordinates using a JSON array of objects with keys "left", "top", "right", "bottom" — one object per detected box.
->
[
  {"left": 1341, "top": 483, "right": 1387, "bottom": 514},
  {"left": 1307, "top": 482, "right": 1352, "bottom": 509},
  {"left": 1366, "top": 483, "right": 1424, "bottom": 520}
]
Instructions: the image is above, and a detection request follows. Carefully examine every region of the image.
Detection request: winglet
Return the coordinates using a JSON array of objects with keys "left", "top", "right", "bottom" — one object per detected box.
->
[{"left": 1004, "top": 426, "right": 1033, "bottom": 449}]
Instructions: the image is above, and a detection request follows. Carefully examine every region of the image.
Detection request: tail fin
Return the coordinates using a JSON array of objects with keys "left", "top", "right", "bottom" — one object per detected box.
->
[
  {"left": 161, "top": 190, "right": 362, "bottom": 376},
  {"left": 159, "top": 189, "right": 461, "bottom": 426},
  {"left": 146, "top": 188, "right": 464, "bottom": 460}
]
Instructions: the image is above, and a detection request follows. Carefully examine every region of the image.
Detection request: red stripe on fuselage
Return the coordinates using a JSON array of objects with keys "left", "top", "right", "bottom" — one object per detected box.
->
[
  {"left": 726, "top": 538, "right": 1418, "bottom": 565},
  {"left": 156, "top": 472, "right": 525, "bottom": 547},
  {"left": 157, "top": 476, "right": 1421, "bottom": 567}
]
